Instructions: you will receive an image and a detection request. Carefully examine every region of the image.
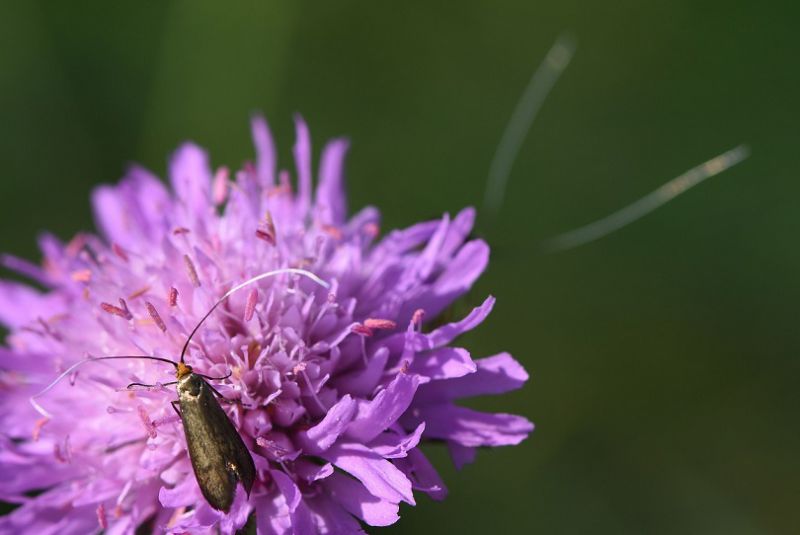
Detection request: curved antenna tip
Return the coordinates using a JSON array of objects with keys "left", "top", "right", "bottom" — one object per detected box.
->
[
  {"left": 179, "top": 268, "right": 331, "bottom": 363},
  {"left": 541, "top": 144, "right": 750, "bottom": 253}
]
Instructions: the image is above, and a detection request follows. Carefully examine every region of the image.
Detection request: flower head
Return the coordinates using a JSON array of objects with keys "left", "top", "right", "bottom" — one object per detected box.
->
[{"left": 0, "top": 116, "right": 533, "bottom": 533}]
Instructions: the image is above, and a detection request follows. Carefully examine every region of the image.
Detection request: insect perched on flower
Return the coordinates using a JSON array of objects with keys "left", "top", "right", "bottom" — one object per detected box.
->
[{"left": 0, "top": 116, "right": 533, "bottom": 533}]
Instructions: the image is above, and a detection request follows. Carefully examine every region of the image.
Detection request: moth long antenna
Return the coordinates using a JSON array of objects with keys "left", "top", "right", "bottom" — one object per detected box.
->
[
  {"left": 30, "top": 355, "right": 177, "bottom": 418},
  {"left": 179, "top": 268, "right": 331, "bottom": 363},
  {"left": 541, "top": 145, "right": 750, "bottom": 252},
  {"left": 484, "top": 32, "right": 576, "bottom": 216}
]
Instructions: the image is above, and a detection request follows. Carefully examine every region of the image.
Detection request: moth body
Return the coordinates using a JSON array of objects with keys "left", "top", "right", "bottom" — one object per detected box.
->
[{"left": 176, "top": 366, "right": 256, "bottom": 512}]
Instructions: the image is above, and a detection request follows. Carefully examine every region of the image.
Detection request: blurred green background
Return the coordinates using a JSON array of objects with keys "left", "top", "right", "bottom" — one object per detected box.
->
[{"left": 1, "top": 1, "right": 799, "bottom": 533}]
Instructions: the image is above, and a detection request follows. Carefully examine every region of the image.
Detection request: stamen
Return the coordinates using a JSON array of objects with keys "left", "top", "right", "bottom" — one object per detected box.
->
[
  {"left": 65, "top": 234, "right": 88, "bottom": 258},
  {"left": 351, "top": 324, "right": 373, "bottom": 337},
  {"left": 111, "top": 243, "right": 129, "bottom": 262},
  {"left": 118, "top": 298, "right": 133, "bottom": 318},
  {"left": 168, "top": 287, "right": 178, "bottom": 307},
  {"left": 267, "top": 170, "right": 292, "bottom": 197},
  {"left": 173, "top": 227, "right": 190, "bottom": 235},
  {"left": 321, "top": 225, "right": 343, "bottom": 241},
  {"left": 184, "top": 255, "right": 200, "bottom": 287},
  {"left": 255, "top": 212, "right": 276, "bottom": 245},
  {"left": 145, "top": 302, "right": 167, "bottom": 333},
  {"left": 212, "top": 166, "right": 229, "bottom": 205},
  {"left": 363, "top": 222, "right": 380, "bottom": 238},
  {"left": 96, "top": 504, "right": 108, "bottom": 530},
  {"left": 32, "top": 417, "right": 49, "bottom": 441},
  {"left": 53, "top": 435, "right": 72, "bottom": 463},
  {"left": 153, "top": 412, "right": 181, "bottom": 427},
  {"left": 412, "top": 309, "right": 425, "bottom": 326},
  {"left": 364, "top": 318, "right": 397, "bottom": 330},
  {"left": 127, "top": 286, "right": 150, "bottom": 300},
  {"left": 53, "top": 444, "right": 65, "bottom": 463},
  {"left": 70, "top": 269, "right": 92, "bottom": 282},
  {"left": 101, "top": 302, "right": 132, "bottom": 320},
  {"left": 137, "top": 406, "right": 157, "bottom": 439},
  {"left": 244, "top": 289, "right": 258, "bottom": 321},
  {"left": 255, "top": 230, "right": 274, "bottom": 244}
]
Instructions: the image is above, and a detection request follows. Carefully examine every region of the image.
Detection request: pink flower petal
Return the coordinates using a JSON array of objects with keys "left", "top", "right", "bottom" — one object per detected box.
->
[
  {"left": 322, "top": 442, "right": 415, "bottom": 505},
  {"left": 271, "top": 469, "right": 302, "bottom": 513},
  {"left": 316, "top": 138, "right": 350, "bottom": 225},
  {"left": 394, "top": 447, "right": 448, "bottom": 501},
  {"left": 448, "top": 442, "right": 478, "bottom": 470},
  {"left": 251, "top": 114, "right": 276, "bottom": 186},
  {"left": 409, "top": 347, "right": 476, "bottom": 380},
  {"left": 345, "top": 372, "right": 421, "bottom": 443},
  {"left": 293, "top": 114, "right": 313, "bottom": 214},
  {"left": 325, "top": 471, "right": 401, "bottom": 527},
  {"left": 333, "top": 346, "right": 389, "bottom": 397},
  {"left": 369, "top": 423, "right": 426, "bottom": 459},
  {"left": 406, "top": 403, "right": 534, "bottom": 447},
  {"left": 296, "top": 394, "right": 357, "bottom": 454},
  {"left": 416, "top": 352, "right": 529, "bottom": 404},
  {"left": 169, "top": 142, "right": 212, "bottom": 221},
  {"left": 427, "top": 295, "right": 496, "bottom": 348}
]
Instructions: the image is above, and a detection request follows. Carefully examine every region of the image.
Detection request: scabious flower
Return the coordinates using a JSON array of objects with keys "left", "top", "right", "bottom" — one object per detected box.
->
[{"left": 0, "top": 116, "right": 533, "bottom": 534}]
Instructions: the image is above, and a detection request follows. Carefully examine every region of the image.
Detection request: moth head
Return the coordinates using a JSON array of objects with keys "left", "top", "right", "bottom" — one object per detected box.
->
[{"left": 176, "top": 362, "right": 193, "bottom": 380}]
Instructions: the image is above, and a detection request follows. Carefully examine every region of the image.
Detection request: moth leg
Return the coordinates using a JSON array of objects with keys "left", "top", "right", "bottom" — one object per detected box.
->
[
  {"left": 205, "top": 382, "right": 238, "bottom": 405},
  {"left": 171, "top": 400, "right": 181, "bottom": 417},
  {"left": 127, "top": 381, "right": 155, "bottom": 390},
  {"left": 127, "top": 380, "right": 178, "bottom": 390},
  {"left": 206, "top": 382, "right": 229, "bottom": 400},
  {"left": 196, "top": 370, "right": 232, "bottom": 381}
]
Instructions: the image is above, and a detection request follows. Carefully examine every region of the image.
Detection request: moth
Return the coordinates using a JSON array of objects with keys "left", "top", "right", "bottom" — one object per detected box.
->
[
  {"left": 172, "top": 359, "right": 255, "bottom": 512},
  {"left": 126, "top": 355, "right": 256, "bottom": 513},
  {"left": 32, "top": 268, "right": 329, "bottom": 513}
]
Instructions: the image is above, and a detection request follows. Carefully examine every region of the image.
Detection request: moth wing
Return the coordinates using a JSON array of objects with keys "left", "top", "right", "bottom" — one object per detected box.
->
[{"left": 179, "top": 376, "right": 256, "bottom": 512}]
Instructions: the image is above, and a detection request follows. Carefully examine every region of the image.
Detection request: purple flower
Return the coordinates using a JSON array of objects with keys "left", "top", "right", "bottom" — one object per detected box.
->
[{"left": 0, "top": 116, "right": 533, "bottom": 534}]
